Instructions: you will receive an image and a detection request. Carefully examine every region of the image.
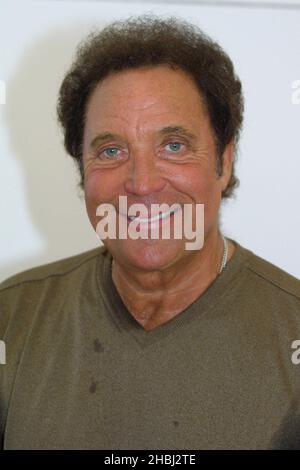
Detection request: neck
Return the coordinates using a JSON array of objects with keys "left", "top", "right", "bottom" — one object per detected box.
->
[{"left": 111, "top": 230, "right": 235, "bottom": 331}]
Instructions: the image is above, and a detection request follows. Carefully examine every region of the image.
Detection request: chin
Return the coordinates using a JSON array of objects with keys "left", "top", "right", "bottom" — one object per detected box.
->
[{"left": 108, "top": 238, "right": 186, "bottom": 272}]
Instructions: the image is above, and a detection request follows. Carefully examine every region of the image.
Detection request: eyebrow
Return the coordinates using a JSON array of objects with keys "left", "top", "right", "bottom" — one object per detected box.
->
[
  {"left": 89, "top": 126, "right": 197, "bottom": 151},
  {"left": 158, "top": 126, "right": 197, "bottom": 142}
]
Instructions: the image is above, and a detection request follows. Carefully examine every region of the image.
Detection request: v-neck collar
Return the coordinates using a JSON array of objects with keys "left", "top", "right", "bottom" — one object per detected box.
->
[{"left": 97, "top": 239, "right": 252, "bottom": 348}]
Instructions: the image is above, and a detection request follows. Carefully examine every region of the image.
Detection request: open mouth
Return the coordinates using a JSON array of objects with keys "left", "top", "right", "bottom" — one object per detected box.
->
[{"left": 128, "top": 209, "right": 177, "bottom": 224}]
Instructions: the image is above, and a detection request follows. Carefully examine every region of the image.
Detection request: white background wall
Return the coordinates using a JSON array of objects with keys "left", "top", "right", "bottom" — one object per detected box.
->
[{"left": 1, "top": 0, "right": 300, "bottom": 282}]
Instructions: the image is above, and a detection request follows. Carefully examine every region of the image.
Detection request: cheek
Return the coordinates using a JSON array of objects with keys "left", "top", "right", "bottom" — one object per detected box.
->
[
  {"left": 84, "top": 172, "right": 117, "bottom": 228},
  {"left": 177, "top": 168, "right": 222, "bottom": 226},
  {"left": 197, "top": 176, "right": 222, "bottom": 228},
  {"left": 84, "top": 170, "right": 119, "bottom": 205},
  {"left": 176, "top": 165, "right": 221, "bottom": 202}
]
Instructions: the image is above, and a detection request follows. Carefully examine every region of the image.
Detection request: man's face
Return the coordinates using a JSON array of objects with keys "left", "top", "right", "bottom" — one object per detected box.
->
[{"left": 83, "top": 65, "right": 233, "bottom": 271}]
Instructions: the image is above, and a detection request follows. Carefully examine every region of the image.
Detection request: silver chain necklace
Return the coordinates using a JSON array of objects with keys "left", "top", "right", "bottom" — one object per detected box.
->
[{"left": 219, "top": 234, "right": 228, "bottom": 274}]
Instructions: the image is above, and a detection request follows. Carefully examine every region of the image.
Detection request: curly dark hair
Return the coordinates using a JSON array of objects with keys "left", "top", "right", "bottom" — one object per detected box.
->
[{"left": 57, "top": 15, "right": 244, "bottom": 198}]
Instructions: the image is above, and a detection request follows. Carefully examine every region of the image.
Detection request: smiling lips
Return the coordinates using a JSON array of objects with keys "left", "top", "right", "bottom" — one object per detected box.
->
[
  {"left": 128, "top": 209, "right": 177, "bottom": 224},
  {"left": 117, "top": 208, "right": 180, "bottom": 226}
]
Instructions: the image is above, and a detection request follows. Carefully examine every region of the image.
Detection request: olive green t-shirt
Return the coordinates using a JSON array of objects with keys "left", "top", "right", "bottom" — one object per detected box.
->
[{"left": 1, "top": 239, "right": 300, "bottom": 449}]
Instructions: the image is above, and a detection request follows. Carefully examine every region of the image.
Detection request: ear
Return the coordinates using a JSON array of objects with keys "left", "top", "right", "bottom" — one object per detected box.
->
[{"left": 220, "top": 140, "right": 234, "bottom": 192}]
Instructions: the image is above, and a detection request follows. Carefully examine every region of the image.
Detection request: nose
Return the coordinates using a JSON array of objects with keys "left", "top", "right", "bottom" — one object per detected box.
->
[{"left": 124, "top": 150, "right": 167, "bottom": 196}]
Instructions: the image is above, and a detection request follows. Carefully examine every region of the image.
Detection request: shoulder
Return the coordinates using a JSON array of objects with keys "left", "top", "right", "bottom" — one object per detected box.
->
[
  {"left": 232, "top": 240, "right": 300, "bottom": 325},
  {"left": 242, "top": 246, "right": 300, "bottom": 301},
  {"left": 0, "top": 245, "right": 107, "bottom": 293},
  {"left": 0, "top": 245, "right": 109, "bottom": 339}
]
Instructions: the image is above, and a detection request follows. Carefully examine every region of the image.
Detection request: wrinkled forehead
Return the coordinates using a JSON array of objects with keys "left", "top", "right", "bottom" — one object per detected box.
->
[{"left": 83, "top": 65, "right": 209, "bottom": 138}]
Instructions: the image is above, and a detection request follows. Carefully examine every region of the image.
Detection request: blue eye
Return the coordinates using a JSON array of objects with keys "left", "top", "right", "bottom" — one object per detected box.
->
[
  {"left": 103, "top": 147, "right": 120, "bottom": 158},
  {"left": 165, "top": 142, "right": 182, "bottom": 152}
]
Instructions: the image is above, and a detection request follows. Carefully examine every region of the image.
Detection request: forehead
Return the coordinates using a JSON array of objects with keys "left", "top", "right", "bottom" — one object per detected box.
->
[{"left": 84, "top": 65, "right": 208, "bottom": 135}]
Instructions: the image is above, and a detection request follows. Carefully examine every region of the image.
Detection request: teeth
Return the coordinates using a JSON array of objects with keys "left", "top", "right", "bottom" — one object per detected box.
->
[{"left": 129, "top": 210, "right": 175, "bottom": 223}]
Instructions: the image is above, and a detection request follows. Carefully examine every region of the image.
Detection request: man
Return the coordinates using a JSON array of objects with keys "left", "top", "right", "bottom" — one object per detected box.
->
[{"left": 1, "top": 16, "right": 300, "bottom": 450}]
